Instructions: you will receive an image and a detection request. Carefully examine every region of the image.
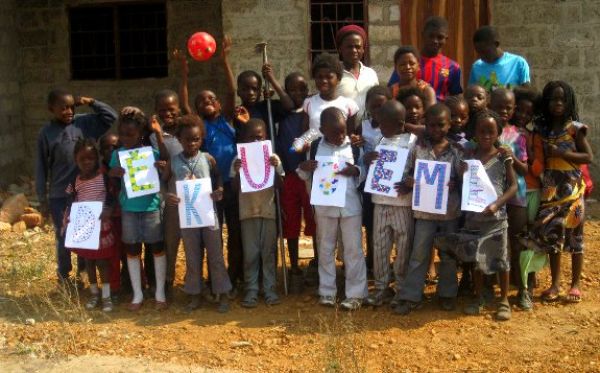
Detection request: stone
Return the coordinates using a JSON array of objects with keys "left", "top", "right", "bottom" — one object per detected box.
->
[
  {"left": 25, "top": 318, "right": 35, "bottom": 326},
  {"left": 12, "top": 220, "right": 27, "bottom": 233},
  {"left": 389, "top": 4, "right": 400, "bottom": 22},
  {"left": 0, "top": 222, "right": 11, "bottom": 232}
]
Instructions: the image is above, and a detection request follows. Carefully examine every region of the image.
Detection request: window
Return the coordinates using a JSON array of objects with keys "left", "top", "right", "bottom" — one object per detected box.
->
[
  {"left": 69, "top": 2, "right": 167, "bottom": 80},
  {"left": 309, "top": 0, "right": 367, "bottom": 61}
]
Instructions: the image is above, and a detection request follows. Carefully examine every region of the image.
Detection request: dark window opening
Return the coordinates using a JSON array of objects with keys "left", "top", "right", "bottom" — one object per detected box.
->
[
  {"left": 69, "top": 2, "right": 167, "bottom": 80},
  {"left": 309, "top": 0, "right": 367, "bottom": 61}
]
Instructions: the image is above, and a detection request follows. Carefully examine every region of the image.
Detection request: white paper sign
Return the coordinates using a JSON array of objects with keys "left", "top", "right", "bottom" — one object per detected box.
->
[
  {"left": 236, "top": 140, "right": 275, "bottom": 193},
  {"left": 176, "top": 178, "right": 216, "bottom": 229},
  {"left": 461, "top": 159, "right": 498, "bottom": 212},
  {"left": 412, "top": 160, "right": 451, "bottom": 214},
  {"left": 118, "top": 146, "right": 161, "bottom": 199},
  {"left": 310, "top": 156, "right": 348, "bottom": 207},
  {"left": 365, "top": 145, "right": 410, "bottom": 197},
  {"left": 65, "top": 202, "right": 103, "bottom": 250}
]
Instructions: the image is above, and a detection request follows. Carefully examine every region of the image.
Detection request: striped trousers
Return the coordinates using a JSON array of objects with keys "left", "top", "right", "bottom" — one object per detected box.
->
[{"left": 372, "top": 204, "right": 414, "bottom": 291}]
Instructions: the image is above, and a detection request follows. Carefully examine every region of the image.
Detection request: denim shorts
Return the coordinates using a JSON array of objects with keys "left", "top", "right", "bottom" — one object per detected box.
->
[{"left": 121, "top": 210, "right": 163, "bottom": 244}]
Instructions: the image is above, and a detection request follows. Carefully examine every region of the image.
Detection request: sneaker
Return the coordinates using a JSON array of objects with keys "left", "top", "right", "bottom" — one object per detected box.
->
[
  {"left": 439, "top": 297, "right": 457, "bottom": 311},
  {"left": 318, "top": 295, "right": 336, "bottom": 307},
  {"left": 495, "top": 300, "right": 512, "bottom": 321},
  {"left": 85, "top": 295, "right": 100, "bottom": 310},
  {"left": 340, "top": 298, "right": 362, "bottom": 311},
  {"left": 518, "top": 290, "right": 533, "bottom": 311},
  {"left": 365, "top": 288, "right": 394, "bottom": 307},
  {"left": 101, "top": 297, "right": 113, "bottom": 312},
  {"left": 393, "top": 300, "right": 421, "bottom": 316}
]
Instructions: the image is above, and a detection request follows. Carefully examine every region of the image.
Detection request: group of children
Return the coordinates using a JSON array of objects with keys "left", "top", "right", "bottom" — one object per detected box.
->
[{"left": 35, "top": 19, "right": 592, "bottom": 321}]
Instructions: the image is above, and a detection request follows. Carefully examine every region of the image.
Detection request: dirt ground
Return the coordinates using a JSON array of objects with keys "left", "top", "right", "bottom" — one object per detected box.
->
[{"left": 1, "top": 205, "right": 600, "bottom": 372}]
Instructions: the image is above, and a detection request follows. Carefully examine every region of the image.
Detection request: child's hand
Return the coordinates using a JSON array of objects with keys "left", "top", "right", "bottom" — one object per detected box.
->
[
  {"left": 269, "top": 155, "right": 280, "bottom": 168},
  {"left": 172, "top": 48, "right": 189, "bottom": 74},
  {"left": 154, "top": 160, "right": 167, "bottom": 172},
  {"left": 221, "top": 35, "right": 232, "bottom": 59},
  {"left": 108, "top": 166, "right": 125, "bottom": 178},
  {"left": 262, "top": 63, "right": 275, "bottom": 82},
  {"left": 336, "top": 162, "right": 359, "bottom": 177},
  {"left": 363, "top": 151, "right": 379, "bottom": 165},
  {"left": 165, "top": 193, "right": 180, "bottom": 207},
  {"left": 75, "top": 96, "right": 94, "bottom": 106},
  {"left": 120, "top": 106, "right": 143, "bottom": 117},
  {"left": 498, "top": 145, "right": 514, "bottom": 160},
  {"left": 150, "top": 115, "right": 162, "bottom": 134},
  {"left": 394, "top": 177, "right": 414, "bottom": 195},
  {"left": 350, "top": 134, "right": 364, "bottom": 148},
  {"left": 482, "top": 202, "right": 498, "bottom": 216},
  {"left": 233, "top": 159, "right": 242, "bottom": 174},
  {"left": 263, "top": 87, "right": 275, "bottom": 99},
  {"left": 299, "top": 160, "right": 318, "bottom": 173},
  {"left": 211, "top": 187, "right": 224, "bottom": 201},
  {"left": 459, "top": 161, "right": 468, "bottom": 175}
]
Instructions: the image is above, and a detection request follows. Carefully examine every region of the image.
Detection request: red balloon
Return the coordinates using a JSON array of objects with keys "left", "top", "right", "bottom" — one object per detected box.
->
[{"left": 187, "top": 32, "right": 216, "bottom": 61}]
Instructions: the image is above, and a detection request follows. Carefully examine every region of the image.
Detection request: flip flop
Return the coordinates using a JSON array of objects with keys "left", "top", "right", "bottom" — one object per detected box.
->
[
  {"left": 566, "top": 288, "right": 582, "bottom": 303},
  {"left": 541, "top": 288, "right": 560, "bottom": 302}
]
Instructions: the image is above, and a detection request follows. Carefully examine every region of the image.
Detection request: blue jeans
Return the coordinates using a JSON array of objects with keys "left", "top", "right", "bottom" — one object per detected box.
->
[
  {"left": 398, "top": 219, "right": 459, "bottom": 302},
  {"left": 49, "top": 198, "right": 84, "bottom": 280}
]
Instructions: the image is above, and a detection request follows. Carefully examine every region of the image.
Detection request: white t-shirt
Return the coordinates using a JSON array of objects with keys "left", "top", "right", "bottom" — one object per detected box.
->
[
  {"left": 302, "top": 94, "right": 359, "bottom": 133},
  {"left": 336, "top": 62, "right": 379, "bottom": 119},
  {"left": 361, "top": 118, "right": 382, "bottom": 154}
]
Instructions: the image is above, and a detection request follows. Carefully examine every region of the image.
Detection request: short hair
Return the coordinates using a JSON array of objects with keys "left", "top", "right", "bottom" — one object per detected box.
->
[
  {"left": 237, "top": 70, "right": 263, "bottom": 89},
  {"left": 176, "top": 114, "right": 205, "bottom": 138},
  {"left": 425, "top": 103, "right": 451, "bottom": 119},
  {"left": 99, "top": 132, "right": 118, "bottom": 149},
  {"left": 444, "top": 95, "right": 468, "bottom": 110},
  {"left": 490, "top": 87, "right": 515, "bottom": 106},
  {"left": 365, "top": 85, "right": 392, "bottom": 104},
  {"left": 284, "top": 72, "right": 306, "bottom": 90},
  {"left": 118, "top": 108, "right": 148, "bottom": 131},
  {"left": 320, "top": 107, "right": 346, "bottom": 127},
  {"left": 378, "top": 100, "right": 406, "bottom": 123},
  {"left": 311, "top": 53, "right": 343, "bottom": 80},
  {"left": 423, "top": 16, "right": 449, "bottom": 33},
  {"left": 393, "top": 45, "right": 420, "bottom": 65},
  {"left": 475, "top": 109, "right": 503, "bottom": 135},
  {"left": 473, "top": 25, "right": 499, "bottom": 44},
  {"left": 514, "top": 86, "right": 541, "bottom": 113},
  {"left": 241, "top": 118, "right": 267, "bottom": 139},
  {"left": 73, "top": 138, "right": 99, "bottom": 158},
  {"left": 540, "top": 80, "right": 579, "bottom": 124},
  {"left": 47, "top": 88, "right": 72, "bottom": 105},
  {"left": 396, "top": 86, "right": 426, "bottom": 106},
  {"left": 154, "top": 89, "right": 179, "bottom": 106}
]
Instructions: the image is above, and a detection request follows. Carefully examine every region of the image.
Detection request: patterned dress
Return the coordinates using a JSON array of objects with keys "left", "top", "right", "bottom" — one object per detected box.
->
[{"left": 531, "top": 121, "right": 586, "bottom": 254}]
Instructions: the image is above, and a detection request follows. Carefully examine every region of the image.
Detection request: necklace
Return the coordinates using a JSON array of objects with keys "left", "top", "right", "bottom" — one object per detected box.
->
[
  {"left": 180, "top": 153, "right": 199, "bottom": 179},
  {"left": 240, "top": 144, "right": 271, "bottom": 189}
]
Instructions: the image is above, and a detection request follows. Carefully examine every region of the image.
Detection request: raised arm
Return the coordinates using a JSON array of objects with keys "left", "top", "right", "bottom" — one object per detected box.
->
[
  {"left": 76, "top": 97, "right": 118, "bottom": 138},
  {"left": 262, "top": 63, "right": 294, "bottom": 111},
  {"left": 173, "top": 49, "right": 193, "bottom": 115},
  {"left": 221, "top": 36, "right": 236, "bottom": 120}
]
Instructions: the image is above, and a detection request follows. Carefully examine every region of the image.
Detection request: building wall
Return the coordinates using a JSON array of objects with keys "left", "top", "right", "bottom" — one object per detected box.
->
[
  {"left": 0, "top": 0, "right": 26, "bottom": 185},
  {"left": 493, "top": 0, "right": 600, "bottom": 181},
  {"left": 16, "top": 0, "right": 225, "bottom": 172}
]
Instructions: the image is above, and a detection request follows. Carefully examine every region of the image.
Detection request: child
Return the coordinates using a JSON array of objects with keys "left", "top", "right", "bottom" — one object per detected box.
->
[
  {"left": 176, "top": 37, "right": 245, "bottom": 291},
  {"left": 35, "top": 89, "right": 117, "bottom": 284},
  {"left": 445, "top": 95, "right": 470, "bottom": 147},
  {"left": 491, "top": 89, "right": 529, "bottom": 294},
  {"left": 298, "top": 107, "right": 367, "bottom": 310},
  {"left": 162, "top": 115, "right": 232, "bottom": 313},
  {"left": 99, "top": 133, "right": 127, "bottom": 299},
  {"left": 529, "top": 81, "right": 593, "bottom": 304},
  {"left": 469, "top": 26, "right": 530, "bottom": 90},
  {"left": 108, "top": 109, "right": 169, "bottom": 311},
  {"left": 358, "top": 85, "right": 392, "bottom": 273},
  {"left": 512, "top": 86, "right": 543, "bottom": 310},
  {"left": 364, "top": 100, "right": 416, "bottom": 306},
  {"left": 231, "top": 119, "right": 284, "bottom": 307},
  {"left": 65, "top": 139, "right": 117, "bottom": 312},
  {"left": 463, "top": 110, "right": 517, "bottom": 321},
  {"left": 388, "top": 16, "right": 462, "bottom": 101},
  {"left": 302, "top": 53, "right": 360, "bottom": 134},
  {"left": 396, "top": 86, "right": 427, "bottom": 135},
  {"left": 394, "top": 103, "right": 462, "bottom": 315},
  {"left": 464, "top": 84, "right": 488, "bottom": 139},
  {"left": 389, "top": 46, "right": 436, "bottom": 108},
  {"left": 151, "top": 89, "right": 183, "bottom": 294},
  {"left": 275, "top": 72, "right": 317, "bottom": 283}
]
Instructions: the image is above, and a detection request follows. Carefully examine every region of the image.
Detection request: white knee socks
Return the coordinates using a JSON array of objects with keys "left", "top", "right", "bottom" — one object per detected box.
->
[
  {"left": 127, "top": 256, "right": 143, "bottom": 304},
  {"left": 154, "top": 254, "right": 167, "bottom": 302}
]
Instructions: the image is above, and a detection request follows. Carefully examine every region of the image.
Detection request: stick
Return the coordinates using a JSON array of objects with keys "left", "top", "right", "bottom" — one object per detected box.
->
[{"left": 256, "top": 42, "right": 289, "bottom": 295}]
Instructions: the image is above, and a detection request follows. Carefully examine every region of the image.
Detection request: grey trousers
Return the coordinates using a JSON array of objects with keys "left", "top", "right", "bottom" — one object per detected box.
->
[
  {"left": 241, "top": 218, "right": 278, "bottom": 296},
  {"left": 180, "top": 225, "right": 232, "bottom": 295}
]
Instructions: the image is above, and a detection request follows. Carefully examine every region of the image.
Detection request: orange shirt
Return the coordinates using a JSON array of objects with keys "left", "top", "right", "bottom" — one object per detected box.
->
[{"left": 524, "top": 125, "right": 544, "bottom": 190}]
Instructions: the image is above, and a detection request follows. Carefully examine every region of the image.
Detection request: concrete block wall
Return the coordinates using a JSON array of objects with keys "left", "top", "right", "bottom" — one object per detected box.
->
[
  {"left": 16, "top": 0, "right": 225, "bottom": 172},
  {"left": 368, "top": 1, "right": 401, "bottom": 84},
  {"left": 493, "top": 0, "right": 600, "bottom": 184},
  {"left": 0, "top": 0, "right": 26, "bottom": 184}
]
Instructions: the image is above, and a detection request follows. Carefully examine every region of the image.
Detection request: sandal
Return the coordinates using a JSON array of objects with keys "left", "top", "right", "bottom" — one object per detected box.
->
[
  {"left": 85, "top": 295, "right": 100, "bottom": 310},
  {"left": 264, "top": 293, "right": 281, "bottom": 306},
  {"left": 155, "top": 300, "right": 168, "bottom": 311},
  {"left": 541, "top": 288, "right": 560, "bottom": 302},
  {"left": 128, "top": 301, "right": 143, "bottom": 312},
  {"left": 566, "top": 288, "right": 582, "bottom": 303},
  {"left": 495, "top": 300, "right": 512, "bottom": 321},
  {"left": 241, "top": 292, "right": 258, "bottom": 308}
]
